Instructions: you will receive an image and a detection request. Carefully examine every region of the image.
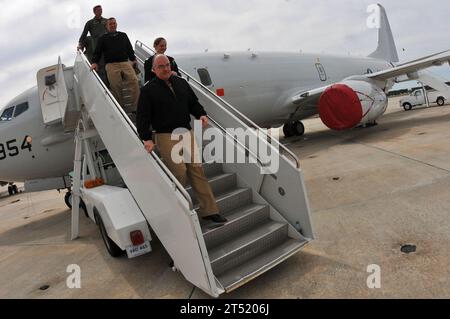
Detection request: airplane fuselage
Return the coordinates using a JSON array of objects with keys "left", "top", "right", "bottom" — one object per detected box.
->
[
  {"left": 1, "top": 51, "right": 393, "bottom": 183},
  {"left": 176, "top": 52, "right": 393, "bottom": 126},
  {"left": 0, "top": 87, "right": 74, "bottom": 182}
]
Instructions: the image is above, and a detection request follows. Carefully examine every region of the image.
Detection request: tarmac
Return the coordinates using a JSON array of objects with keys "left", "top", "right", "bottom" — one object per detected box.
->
[{"left": 1, "top": 96, "right": 449, "bottom": 299}]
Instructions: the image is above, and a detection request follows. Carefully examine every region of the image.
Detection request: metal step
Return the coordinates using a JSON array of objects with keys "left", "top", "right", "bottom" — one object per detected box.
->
[
  {"left": 202, "top": 162, "right": 223, "bottom": 178},
  {"left": 217, "top": 238, "right": 308, "bottom": 293},
  {"left": 209, "top": 221, "right": 288, "bottom": 276},
  {"left": 187, "top": 173, "right": 236, "bottom": 201},
  {"left": 203, "top": 204, "right": 270, "bottom": 249},
  {"left": 195, "top": 188, "right": 253, "bottom": 215}
]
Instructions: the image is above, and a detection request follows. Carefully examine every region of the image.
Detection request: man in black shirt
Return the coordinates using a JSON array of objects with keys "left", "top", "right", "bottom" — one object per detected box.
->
[
  {"left": 137, "top": 54, "right": 227, "bottom": 225},
  {"left": 91, "top": 17, "right": 139, "bottom": 113}
]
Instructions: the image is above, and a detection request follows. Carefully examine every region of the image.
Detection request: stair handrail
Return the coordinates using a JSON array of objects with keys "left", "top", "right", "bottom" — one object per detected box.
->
[
  {"left": 135, "top": 55, "right": 267, "bottom": 170},
  {"left": 135, "top": 40, "right": 301, "bottom": 169},
  {"left": 76, "top": 50, "right": 194, "bottom": 210}
]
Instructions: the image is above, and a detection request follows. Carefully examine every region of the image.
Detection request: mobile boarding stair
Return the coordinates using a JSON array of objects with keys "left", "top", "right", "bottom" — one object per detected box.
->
[{"left": 66, "top": 43, "right": 314, "bottom": 297}]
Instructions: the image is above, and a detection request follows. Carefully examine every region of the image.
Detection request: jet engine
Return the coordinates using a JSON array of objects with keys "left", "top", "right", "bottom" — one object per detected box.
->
[{"left": 318, "top": 78, "right": 388, "bottom": 131}]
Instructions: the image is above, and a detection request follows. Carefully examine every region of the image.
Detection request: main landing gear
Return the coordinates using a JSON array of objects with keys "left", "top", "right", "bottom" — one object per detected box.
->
[{"left": 283, "top": 121, "right": 305, "bottom": 138}]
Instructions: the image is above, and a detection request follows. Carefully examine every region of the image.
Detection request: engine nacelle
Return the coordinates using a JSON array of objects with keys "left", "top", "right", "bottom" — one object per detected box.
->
[{"left": 318, "top": 79, "right": 388, "bottom": 131}]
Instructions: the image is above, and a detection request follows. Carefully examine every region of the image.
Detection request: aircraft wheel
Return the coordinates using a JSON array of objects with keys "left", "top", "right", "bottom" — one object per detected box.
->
[
  {"left": 283, "top": 122, "right": 296, "bottom": 138},
  {"left": 403, "top": 103, "right": 412, "bottom": 111},
  {"left": 95, "top": 210, "right": 124, "bottom": 258},
  {"left": 294, "top": 121, "right": 305, "bottom": 136},
  {"left": 437, "top": 97, "right": 445, "bottom": 106}
]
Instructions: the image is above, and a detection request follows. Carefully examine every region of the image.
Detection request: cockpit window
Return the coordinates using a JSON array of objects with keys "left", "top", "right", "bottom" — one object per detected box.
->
[
  {"left": 13, "top": 102, "right": 29, "bottom": 118},
  {"left": 0, "top": 107, "right": 15, "bottom": 121},
  {"left": 0, "top": 102, "right": 29, "bottom": 122}
]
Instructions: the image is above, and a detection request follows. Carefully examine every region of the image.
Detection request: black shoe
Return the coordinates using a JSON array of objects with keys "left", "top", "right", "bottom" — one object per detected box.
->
[{"left": 203, "top": 214, "right": 228, "bottom": 224}]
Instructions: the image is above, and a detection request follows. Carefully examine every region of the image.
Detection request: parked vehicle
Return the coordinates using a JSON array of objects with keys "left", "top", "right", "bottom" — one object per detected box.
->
[{"left": 400, "top": 89, "right": 448, "bottom": 111}]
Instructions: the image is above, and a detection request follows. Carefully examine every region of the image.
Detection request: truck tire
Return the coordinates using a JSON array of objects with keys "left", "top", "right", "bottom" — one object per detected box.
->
[
  {"left": 65, "top": 192, "right": 88, "bottom": 218},
  {"left": 403, "top": 103, "right": 412, "bottom": 111},
  {"left": 95, "top": 210, "right": 124, "bottom": 258},
  {"left": 436, "top": 97, "right": 445, "bottom": 106},
  {"left": 64, "top": 192, "right": 73, "bottom": 209}
]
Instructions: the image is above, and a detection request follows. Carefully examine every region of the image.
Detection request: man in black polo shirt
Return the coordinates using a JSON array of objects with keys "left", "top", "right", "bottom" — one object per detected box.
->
[
  {"left": 91, "top": 17, "right": 139, "bottom": 113},
  {"left": 136, "top": 54, "right": 227, "bottom": 225}
]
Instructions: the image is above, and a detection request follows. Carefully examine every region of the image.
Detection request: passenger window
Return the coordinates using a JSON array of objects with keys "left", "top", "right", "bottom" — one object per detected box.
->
[
  {"left": 13, "top": 102, "right": 29, "bottom": 118},
  {"left": 315, "top": 63, "right": 327, "bottom": 81},
  {"left": 197, "top": 68, "right": 212, "bottom": 86},
  {"left": 0, "top": 106, "right": 15, "bottom": 121}
]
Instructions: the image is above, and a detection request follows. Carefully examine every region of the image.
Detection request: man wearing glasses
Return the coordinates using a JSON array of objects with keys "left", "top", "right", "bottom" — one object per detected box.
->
[{"left": 136, "top": 54, "right": 228, "bottom": 225}]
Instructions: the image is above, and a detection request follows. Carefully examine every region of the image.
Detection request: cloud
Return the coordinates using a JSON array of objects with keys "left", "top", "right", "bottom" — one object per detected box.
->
[{"left": 1, "top": 0, "right": 450, "bottom": 107}]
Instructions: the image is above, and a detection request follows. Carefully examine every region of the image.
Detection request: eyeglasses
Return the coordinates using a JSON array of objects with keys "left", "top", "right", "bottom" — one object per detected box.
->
[{"left": 156, "top": 63, "right": 171, "bottom": 70}]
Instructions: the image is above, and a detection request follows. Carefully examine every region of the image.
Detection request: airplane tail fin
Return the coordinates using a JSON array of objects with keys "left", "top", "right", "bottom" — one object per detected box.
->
[{"left": 368, "top": 4, "right": 399, "bottom": 63}]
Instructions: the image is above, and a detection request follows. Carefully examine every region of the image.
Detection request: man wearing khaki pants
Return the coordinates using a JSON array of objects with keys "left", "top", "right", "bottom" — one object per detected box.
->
[
  {"left": 136, "top": 54, "right": 227, "bottom": 225},
  {"left": 91, "top": 17, "right": 139, "bottom": 114}
]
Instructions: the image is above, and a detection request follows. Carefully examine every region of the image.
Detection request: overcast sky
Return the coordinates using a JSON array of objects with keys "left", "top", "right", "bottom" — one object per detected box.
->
[{"left": 1, "top": 0, "right": 450, "bottom": 107}]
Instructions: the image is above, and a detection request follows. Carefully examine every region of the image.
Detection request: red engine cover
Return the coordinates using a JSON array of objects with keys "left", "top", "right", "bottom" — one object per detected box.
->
[{"left": 318, "top": 84, "right": 363, "bottom": 131}]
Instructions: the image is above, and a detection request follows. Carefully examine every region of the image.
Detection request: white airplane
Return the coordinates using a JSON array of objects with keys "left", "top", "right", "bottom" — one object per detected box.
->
[{"left": 1, "top": 4, "right": 449, "bottom": 204}]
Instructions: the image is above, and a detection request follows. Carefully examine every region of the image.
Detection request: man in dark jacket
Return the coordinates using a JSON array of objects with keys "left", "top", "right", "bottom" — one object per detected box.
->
[
  {"left": 91, "top": 17, "right": 139, "bottom": 113},
  {"left": 137, "top": 54, "right": 227, "bottom": 224}
]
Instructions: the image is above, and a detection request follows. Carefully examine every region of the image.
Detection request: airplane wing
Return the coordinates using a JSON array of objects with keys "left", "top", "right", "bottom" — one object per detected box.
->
[
  {"left": 368, "top": 50, "right": 450, "bottom": 81},
  {"left": 290, "top": 85, "right": 331, "bottom": 107},
  {"left": 291, "top": 49, "right": 450, "bottom": 107}
]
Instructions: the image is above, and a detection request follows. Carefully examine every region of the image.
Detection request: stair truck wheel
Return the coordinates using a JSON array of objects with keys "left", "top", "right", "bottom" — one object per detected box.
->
[
  {"left": 64, "top": 192, "right": 73, "bottom": 209},
  {"left": 95, "top": 210, "right": 124, "bottom": 258},
  {"left": 65, "top": 192, "right": 88, "bottom": 218}
]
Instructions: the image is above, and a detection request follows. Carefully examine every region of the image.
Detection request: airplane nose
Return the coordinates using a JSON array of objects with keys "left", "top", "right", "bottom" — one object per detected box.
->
[{"left": 318, "top": 84, "right": 363, "bottom": 131}]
